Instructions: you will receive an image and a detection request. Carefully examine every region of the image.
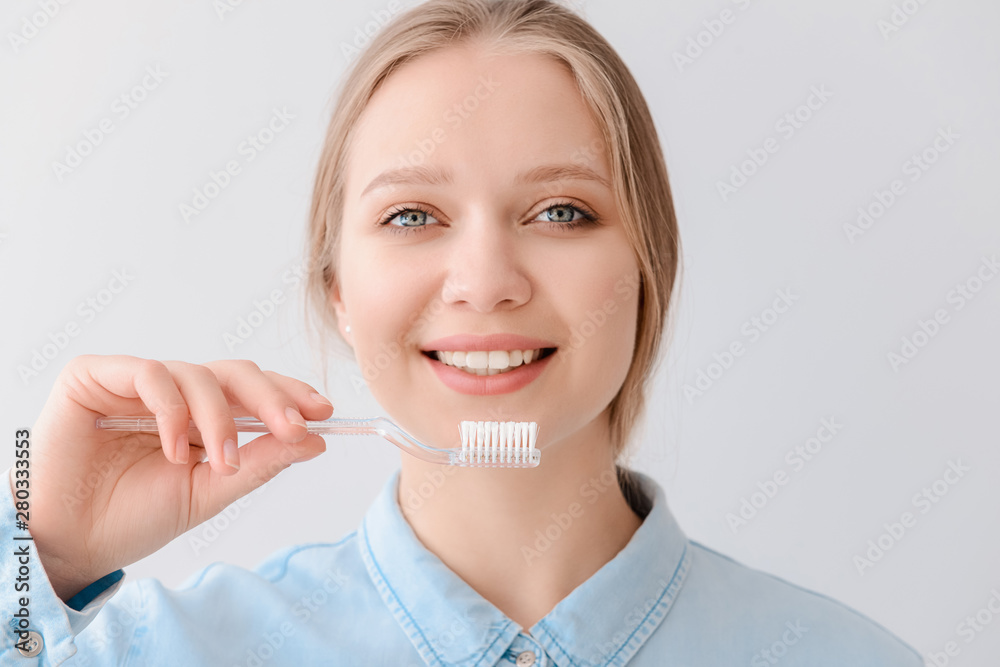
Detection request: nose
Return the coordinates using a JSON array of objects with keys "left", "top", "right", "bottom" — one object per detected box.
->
[{"left": 440, "top": 212, "right": 531, "bottom": 313}]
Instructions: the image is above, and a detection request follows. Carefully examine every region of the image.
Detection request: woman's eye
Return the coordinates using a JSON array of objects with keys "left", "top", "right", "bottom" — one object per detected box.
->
[
  {"left": 380, "top": 206, "right": 438, "bottom": 230},
  {"left": 535, "top": 203, "right": 599, "bottom": 229},
  {"left": 537, "top": 204, "right": 583, "bottom": 223}
]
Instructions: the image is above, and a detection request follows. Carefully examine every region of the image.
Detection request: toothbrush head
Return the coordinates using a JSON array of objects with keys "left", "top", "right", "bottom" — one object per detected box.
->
[{"left": 458, "top": 420, "right": 540, "bottom": 467}]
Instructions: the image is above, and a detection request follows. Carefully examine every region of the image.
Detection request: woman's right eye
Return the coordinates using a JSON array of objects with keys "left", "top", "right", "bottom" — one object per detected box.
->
[{"left": 379, "top": 205, "right": 440, "bottom": 234}]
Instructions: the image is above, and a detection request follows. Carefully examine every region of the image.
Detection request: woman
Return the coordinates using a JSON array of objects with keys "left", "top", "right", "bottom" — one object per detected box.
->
[{"left": 2, "top": 0, "right": 922, "bottom": 664}]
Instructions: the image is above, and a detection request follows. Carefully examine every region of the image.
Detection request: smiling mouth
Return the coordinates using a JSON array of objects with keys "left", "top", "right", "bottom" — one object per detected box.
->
[{"left": 422, "top": 347, "right": 557, "bottom": 376}]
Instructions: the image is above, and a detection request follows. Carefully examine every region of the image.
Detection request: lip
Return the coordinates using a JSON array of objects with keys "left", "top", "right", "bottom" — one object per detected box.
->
[
  {"left": 426, "top": 349, "right": 555, "bottom": 395},
  {"left": 421, "top": 333, "right": 557, "bottom": 352}
]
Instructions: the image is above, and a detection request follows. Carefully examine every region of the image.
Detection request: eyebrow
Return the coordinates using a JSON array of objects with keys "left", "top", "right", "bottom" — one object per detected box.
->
[{"left": 360, "top": 163, "right": 611, "bottom": 198}]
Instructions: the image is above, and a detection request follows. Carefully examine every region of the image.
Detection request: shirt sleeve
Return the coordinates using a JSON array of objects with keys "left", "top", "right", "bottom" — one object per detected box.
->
[
  {"left": 1, "top": 467, "right": 133, "bottom": 666},
  {"left": 64, "top": 570, "right": 124, "bottom": 612}
]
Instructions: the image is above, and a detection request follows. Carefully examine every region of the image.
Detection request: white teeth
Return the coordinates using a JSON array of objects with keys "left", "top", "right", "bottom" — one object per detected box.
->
[
  {"left": 432, "top": 347, "right": 550, "bottom": 376},
  {"left": 465, "top": 351, "right": 489, "bottom": 370},
  {"left": 488, "top": 350, "right": 509, "bottom": 369}
]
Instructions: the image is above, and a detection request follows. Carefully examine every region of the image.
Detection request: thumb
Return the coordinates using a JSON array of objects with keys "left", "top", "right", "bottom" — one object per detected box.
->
[{"left": 191, "top": 433, "right": 326, "bottom": 522}]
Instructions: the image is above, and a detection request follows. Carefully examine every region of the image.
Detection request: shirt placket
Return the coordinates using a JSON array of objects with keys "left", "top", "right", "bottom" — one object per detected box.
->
[{"left": 501, "top": 633, "right": 551, "bottom": 667}]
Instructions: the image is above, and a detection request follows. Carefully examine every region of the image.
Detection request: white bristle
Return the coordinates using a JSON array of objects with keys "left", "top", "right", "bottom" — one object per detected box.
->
[
  {"left": 481, "top": 421, "right": 489, "bottom": 461},
  {"left": 477, "top": 421, "right": 485, "bottom": 462},
  {"left": 494, "top": 424, "right": 501, "bottom": 462},
  {"left": 459, "top": 422, "right": 467, "bottom": 461},
  {"left": 483, "top": 424, "right": 489, "bottom": 461},
  {"left": 457, "top": 420, "right": 538, "bottom": 466}
]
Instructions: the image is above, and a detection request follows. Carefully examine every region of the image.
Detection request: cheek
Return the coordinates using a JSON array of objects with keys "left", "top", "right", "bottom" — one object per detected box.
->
[
  {"left": 337, "top": 239, "right": 439, "bottom": 397},
  {"left": 543, "top": 243, "right": 640, "bottom": 387},
  {"left": 340, "top": 227, "right": 425, "bottom": 322},
  {"left": 341, "top": 243, "right": 408, "bottom": 306},
  {"left": 568, "top": 274, "right": 638, "bottom": 362}
]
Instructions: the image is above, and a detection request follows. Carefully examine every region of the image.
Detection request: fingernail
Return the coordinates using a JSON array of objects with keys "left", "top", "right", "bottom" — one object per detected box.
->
[
  {"left": 175, "top": 434, "right": 189, "bottom": 464},
  {"left": 292, "top": 450, "right": 322, "bottom": 464},
  {"left": 310, "top": 392, "right": 333, "bottom": 407},
  {"left": 223, "top": 439, "right": 240, "bottom": 470},
  {"left": 285, "top": 406, "right": 307, "bottom": 428}
]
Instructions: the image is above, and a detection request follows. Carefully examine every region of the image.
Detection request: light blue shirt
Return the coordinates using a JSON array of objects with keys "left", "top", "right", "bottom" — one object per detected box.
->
[{"left": 2, "top": 467, "right": 923, "bottom": 665}]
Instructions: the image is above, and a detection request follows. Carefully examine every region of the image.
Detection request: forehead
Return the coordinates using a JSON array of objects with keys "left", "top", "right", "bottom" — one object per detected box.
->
[{"left": 344, "top": 45, "right": 610, "bottom": 196}]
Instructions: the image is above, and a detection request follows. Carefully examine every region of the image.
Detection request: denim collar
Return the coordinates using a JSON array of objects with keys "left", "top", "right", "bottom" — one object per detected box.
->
[{"left": 358, "top": 468, "right": 692, "bottom": 666}]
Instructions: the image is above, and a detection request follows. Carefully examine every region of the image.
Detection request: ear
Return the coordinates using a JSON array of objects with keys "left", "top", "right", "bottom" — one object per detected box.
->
[{"left": 328, "top": 278, "right": 351, "bottom": 341}]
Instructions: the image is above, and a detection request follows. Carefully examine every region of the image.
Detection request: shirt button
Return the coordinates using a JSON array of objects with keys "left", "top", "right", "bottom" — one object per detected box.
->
[
  {"left": 17, "top": 630, "right": 43, "bottom": 657},
  {"left": 516, "top": 650, "right": 536, "bottom": 667}
]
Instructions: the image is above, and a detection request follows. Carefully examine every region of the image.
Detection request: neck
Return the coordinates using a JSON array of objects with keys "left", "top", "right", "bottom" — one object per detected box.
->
[{"left": 397, "top": 414, "right": 643, "bottom": 631}]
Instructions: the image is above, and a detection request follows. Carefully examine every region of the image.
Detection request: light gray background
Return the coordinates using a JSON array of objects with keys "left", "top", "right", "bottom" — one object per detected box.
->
[{"left": 2, "top": 0, "right": 998, "bottom": 664}]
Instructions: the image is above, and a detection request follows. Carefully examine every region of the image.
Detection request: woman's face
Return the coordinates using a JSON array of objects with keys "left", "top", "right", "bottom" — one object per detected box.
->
[{"left": 332, "top": 45, "right": 640, "bottom": 453}]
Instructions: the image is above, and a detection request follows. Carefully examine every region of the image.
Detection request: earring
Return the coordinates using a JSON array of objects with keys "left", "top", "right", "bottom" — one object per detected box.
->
[{"left": 345, "top": 325, "right": 351, "bottom": 334}]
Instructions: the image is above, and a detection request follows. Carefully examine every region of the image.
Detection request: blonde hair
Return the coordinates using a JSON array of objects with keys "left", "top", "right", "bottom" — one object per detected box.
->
[{"left": 304, "top": 0, "right": 682, "bottom": 469}]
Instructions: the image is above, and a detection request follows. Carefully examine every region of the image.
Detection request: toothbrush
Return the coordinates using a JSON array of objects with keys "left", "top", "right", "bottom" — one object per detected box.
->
[{"left": 95, "top": 416, "right": 541, "bottom": 468}]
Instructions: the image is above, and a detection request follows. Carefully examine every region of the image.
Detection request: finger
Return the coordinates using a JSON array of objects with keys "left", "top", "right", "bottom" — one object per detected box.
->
[
  {"left": 190, "top": 432, "right": 327, "bottom": 520},
  {"left": 69, "top": 355, "right": 193, "bottom": 465},
  {"left": 162, "top": 361, "right": 240, "bottom": 476},
  {"left": 203, "top": 361, "right": 324, "bottom": 445},
  {"left": 131, "top": 360, "right": 193, "bottom": 465},
  {"left": 261, "top": 370, "right": 334, "bottom": 421}
]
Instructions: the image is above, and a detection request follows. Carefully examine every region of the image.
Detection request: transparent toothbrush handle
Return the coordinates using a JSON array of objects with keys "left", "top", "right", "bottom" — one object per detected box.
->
[{"left": 95, "top": 416, "right": 381, "bottom": 436}]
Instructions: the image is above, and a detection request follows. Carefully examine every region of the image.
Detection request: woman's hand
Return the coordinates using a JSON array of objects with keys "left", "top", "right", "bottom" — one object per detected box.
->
[{"left": 16, "top": 354, "right": 331, "bottom": 601}]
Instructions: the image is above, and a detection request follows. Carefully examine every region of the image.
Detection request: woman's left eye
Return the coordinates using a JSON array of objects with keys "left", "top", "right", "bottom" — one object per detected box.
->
[
  {"left": 535, "top": 204, "right": 589, "bottom": 226},
  {"left": 534, "top": 203, "right": 598, "bottom": 228}
]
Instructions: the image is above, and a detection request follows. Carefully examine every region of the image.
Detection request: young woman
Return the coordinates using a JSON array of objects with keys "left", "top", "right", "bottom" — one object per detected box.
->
[{"left": 2, "top": 1, "right": 922, "bottom": 664}]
